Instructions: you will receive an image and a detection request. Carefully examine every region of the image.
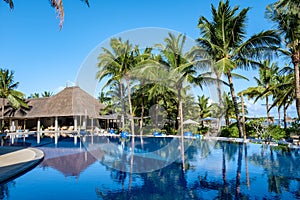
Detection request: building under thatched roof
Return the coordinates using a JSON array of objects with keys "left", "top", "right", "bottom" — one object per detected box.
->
[
  {"left": 2, "top": 86, "right": 105, "bottom": 119},
  {"left": 1, "top": 86, "right": 109, "bottom": 131}
]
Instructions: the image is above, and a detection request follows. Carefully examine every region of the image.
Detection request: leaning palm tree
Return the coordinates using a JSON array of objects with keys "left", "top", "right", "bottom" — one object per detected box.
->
[
  {"left": 197, "top": 0, "right": 280, "bottom": 138},
  {"left": 266, "top": 0, "right": 300, "bottom": 118},
  {"left": 2, "top": 0, "right": 90, "bottom": 28},
  {"left": 0, "top": 69, "right": 28, "bottom": 130}
]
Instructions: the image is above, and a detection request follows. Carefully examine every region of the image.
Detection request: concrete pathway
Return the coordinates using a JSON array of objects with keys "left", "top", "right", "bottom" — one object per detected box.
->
[{"left": 0, "top": 148, "right": 44, "bottom": 183}]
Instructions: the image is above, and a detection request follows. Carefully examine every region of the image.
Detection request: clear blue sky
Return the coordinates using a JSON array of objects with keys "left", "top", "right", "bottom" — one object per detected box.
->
[{"left": 0, "top": 0, "right": 296, "bottom": 118}]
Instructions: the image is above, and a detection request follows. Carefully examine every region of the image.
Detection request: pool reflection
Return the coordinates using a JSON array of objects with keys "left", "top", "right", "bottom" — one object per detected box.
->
[{"left": 1, "top": 136, "right": 300, "bottom": 200}]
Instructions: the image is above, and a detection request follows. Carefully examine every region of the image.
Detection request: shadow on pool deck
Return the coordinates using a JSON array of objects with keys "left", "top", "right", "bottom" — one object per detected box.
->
[{"left": 0, "top": 147, "right": 44, "bottom": 184}]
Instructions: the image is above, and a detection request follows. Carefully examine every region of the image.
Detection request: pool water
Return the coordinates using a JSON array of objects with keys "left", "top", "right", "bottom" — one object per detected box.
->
[{"left": 0, "top": 136, "right": 300, "bottom": 200}]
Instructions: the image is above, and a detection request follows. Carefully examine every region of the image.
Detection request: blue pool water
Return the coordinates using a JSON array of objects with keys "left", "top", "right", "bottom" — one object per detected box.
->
[{"left": 1, "top": 136, "right": 300, "bottom": 200}]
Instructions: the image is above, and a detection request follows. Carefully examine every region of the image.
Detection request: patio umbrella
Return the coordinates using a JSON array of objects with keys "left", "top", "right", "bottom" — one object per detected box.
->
[
  {"left": 183, "top": 119, "right": 199, "bottom": 125},
  {"left": 199, "top": 117, "right": 217, "bottom": 121}
]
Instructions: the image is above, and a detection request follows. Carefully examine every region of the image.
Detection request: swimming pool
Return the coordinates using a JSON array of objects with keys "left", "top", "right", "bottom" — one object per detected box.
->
[{"left": 1, "top": 136, "right": 300, "bottom": 199}]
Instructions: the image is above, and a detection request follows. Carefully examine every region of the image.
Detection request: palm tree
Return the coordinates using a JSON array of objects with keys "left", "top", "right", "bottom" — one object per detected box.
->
[
  {"left": 97, "top": 38, "right": 132, "bottom": 130},
  {"left": 129, "top": 47, "right": 153, "bottom": 135},
  {"left": 41, "top": 91, "right": 53, "bottom": 97},
  {"left": 222, "top": 92, "right": 235, "bottom": 126},
  {"left": 197, "top": 0, "right": 280, "bottom": 138},
  {"left": 28, "top": 93, "right": 40, "bottom": 99},
  {"left": 155, "top": 33, "right": 201, "bottom": 137},
  {"left": 266, "top": 0, "right": 300, "bottom": 118},
  {"left": 2, "top": 0, "right": 90, "bottom": 28},
  {"left": 97, "top": 38, "right": 143, "bottom": 136},
  {"left": 269, "top": 73, "right": 294, "bottom": 129},
  {"left": 0, "top": 69, "right": 28, "bottom": 130},
  {"left": 197, "top": 95, "right": 212, "bottom": 127},
  {"left": 241, "top": 60, "right": 279, "bottom": 123}
]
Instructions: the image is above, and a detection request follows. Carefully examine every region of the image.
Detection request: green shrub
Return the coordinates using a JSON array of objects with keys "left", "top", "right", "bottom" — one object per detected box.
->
[
  {"left": 221, "top": 124, "right": 239, "bottom": 138},
  {"left": 266, "top": 125, "right": 286, "bottom": 141}
]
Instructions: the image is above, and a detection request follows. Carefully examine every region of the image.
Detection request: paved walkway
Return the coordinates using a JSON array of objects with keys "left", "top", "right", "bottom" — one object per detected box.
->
[{"left": 0, "top": 147, "right": 44, "bottom": 183}]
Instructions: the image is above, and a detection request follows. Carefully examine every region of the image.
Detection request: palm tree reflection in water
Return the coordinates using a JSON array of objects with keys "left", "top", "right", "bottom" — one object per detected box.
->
[{"left": 91, "top": 138, "right": 300, "bottom": 199}]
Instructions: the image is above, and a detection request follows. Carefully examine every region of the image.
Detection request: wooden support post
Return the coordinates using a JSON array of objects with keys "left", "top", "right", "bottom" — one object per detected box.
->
[
  {"left": 37, "top": 118, "right": 41, "bottom": 144},
  {"left": 55, "top": 117, "right": 58, "bottom": 144}
]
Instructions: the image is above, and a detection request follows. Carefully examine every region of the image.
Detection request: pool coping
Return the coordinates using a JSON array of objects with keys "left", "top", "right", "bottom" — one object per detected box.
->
[{"left": 0, "top": 147, "right": 44, "bottom": 184}]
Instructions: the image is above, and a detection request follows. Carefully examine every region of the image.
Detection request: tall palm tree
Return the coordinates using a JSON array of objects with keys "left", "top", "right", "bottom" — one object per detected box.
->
[
  {"left": 266, "top": 0, "right": 300, "bottom": 118},
  {"left": 197, "top": 0, "right": 280, "bottom": 138},
  {"left": 97, "top": 38, "right": 145, "bottom": 136},
  {"left": 156, "top": 33, "right": 202, "bottom": 137},
  {"left": 2, "top": 0, "right": 90, "bottom": 28},
  {"left": 241, "top": 60, "right": 279, "bottom": 123},
  {"left": 0, "top": 69, "right": 28, "bottom": 130},
  {"left": 129, "top": 47, "right": 153, "bottom": 135},
  {"left": 97, "top": 38, "right": 132, "bottom": 130}
]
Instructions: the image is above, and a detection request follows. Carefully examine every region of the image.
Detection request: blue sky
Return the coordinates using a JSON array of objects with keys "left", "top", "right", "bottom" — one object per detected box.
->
[{"left": 0, "top": 0, "right": 296, "bottom": 118}]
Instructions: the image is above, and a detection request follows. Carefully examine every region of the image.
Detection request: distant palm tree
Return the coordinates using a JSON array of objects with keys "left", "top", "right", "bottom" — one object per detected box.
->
[
  {"left": 266, "top": 0, "right": 300, "bottom": 118},
  {"left": 2, "top": 0, "right": 90, "bottom": 28},
  {"left": 41, "top": 91, "right": 53, "bottom": 97},
  {"left": 197, "top": 0, "right": 280, "bottom": 138},
  {"left": 269, "top": 72, "right": 294, "bottom": 129},
  {"left": 0, "top": 69, "right": 28, "bottom": 130},
  {"left": 28, "top": 93, "right": 40, "bottom": 99},
  {"left": 197, "top": 95, "right": 212, "bottom": 128},
  {"left": 98, "top": 91, "right": 111, "bottom": 104},
  {"left": 241, "top": 60, "right": 279, "bottom": 122}
]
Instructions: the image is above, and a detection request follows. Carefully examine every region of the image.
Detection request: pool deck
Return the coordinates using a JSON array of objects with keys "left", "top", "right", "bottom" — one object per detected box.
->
[{"left": 0, "top": 147, "right": 44, "bottom": 183}]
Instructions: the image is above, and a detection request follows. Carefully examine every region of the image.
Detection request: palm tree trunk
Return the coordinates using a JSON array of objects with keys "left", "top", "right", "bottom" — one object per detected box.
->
[
  {"left": 292, "top": 52, "right": 300, "bottom": 118},
  {"left": 125, "top": 77, "right": 135, "bottom": 137},
  {"left": 2, "top": 98, "right": 4, "bottom": 131},
  {"left": 240, "top": 93, "right": 247, "bottom": 142},
  {"left": 179, "top": 100, "right": 185, "bottom": 171},
  {"left": 119, "top": 82, "right": 125, "bottom": 130},
  {"left": 278, "top": 106, "right": 281, "bottom": 127},
  {"left": 216, "top": 72, "right": 223, "bottom": 132},
  {"left": 225, "top": 117, "right": 229, "bottom": 126},
  {"left": 139, "top": 91, "right": 145, "bottom": 136},
  {"left": 266, "top": 95, "right": 270, "bottom": 124},
  {"left": 283, "top": 103, "right": 287, "bottom": 130},
  {"left": 227, "top": 72, "right": 243, "bottom": 138}
]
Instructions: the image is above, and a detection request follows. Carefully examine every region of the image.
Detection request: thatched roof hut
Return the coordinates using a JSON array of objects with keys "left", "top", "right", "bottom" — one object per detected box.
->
[{"left": 2, "top": 86, "right": 105, "bottom": 119}]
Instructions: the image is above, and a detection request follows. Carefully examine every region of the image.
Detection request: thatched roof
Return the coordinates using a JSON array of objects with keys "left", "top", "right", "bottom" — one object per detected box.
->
[{"left": 2, "top": 86, "right": 105, "bottom": 119}]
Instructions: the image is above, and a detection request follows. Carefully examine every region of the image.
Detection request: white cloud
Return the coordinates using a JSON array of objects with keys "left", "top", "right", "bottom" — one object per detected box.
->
[{"left": 245, "top": 99, "right": 297, "bottom": 119}]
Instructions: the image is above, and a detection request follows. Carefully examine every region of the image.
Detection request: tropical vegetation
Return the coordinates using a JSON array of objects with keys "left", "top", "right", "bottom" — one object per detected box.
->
[
  {"left": 2, "top": 0, "right": 300, "bottom": 143},
  {"left": 0, "top": 69, "right": 28, "bottom": 130}
]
